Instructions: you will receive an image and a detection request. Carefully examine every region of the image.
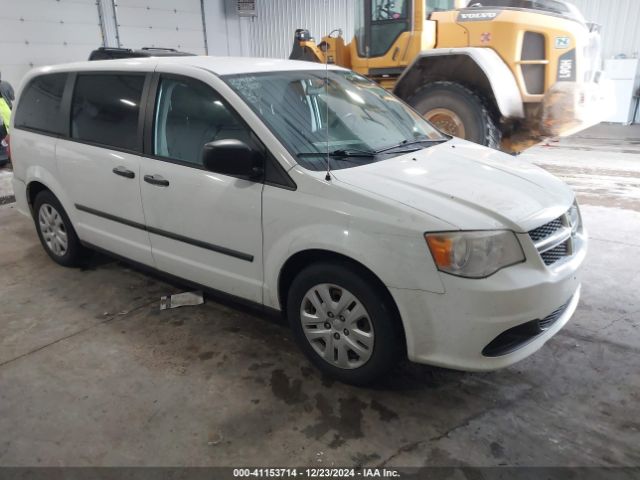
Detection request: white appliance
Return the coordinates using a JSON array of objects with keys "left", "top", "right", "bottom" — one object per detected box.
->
[{"left": 604, "top": 58, "right": 640, "bottom": 124}]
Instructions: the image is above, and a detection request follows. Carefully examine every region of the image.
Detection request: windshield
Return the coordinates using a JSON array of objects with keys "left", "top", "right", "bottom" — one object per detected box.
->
[{"left": 224, "top": 70, "right": 446, "bottom": 171}]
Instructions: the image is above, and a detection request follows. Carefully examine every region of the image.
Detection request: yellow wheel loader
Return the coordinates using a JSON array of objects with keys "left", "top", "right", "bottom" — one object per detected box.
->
[{"left": 290, "top": 0, "right": 608, "bottom": 153}]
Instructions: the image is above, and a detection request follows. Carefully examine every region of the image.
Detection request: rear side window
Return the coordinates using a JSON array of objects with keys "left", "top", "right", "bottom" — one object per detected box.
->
[
  {"left": 14, "top": 73, "right": 68, "bottom": 135},
  {"left": 71, "top": 74, "right": 145, "bottom": 151}
]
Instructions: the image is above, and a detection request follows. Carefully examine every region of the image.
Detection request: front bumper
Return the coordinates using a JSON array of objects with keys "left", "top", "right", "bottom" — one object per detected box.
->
[
  {"left": 391, "top": 233, "right": 586, "bottom": 371},
  {"left": 541, "top": 79, "right": 614, "bottom": 137}
]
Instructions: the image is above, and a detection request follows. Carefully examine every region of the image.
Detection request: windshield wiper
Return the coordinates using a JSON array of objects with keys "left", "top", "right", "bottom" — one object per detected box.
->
[
  {"left": 296, "top": 139, "right": 446, "bottom": 160},
  {"left": 374, "top": 138, "right": 447, "bottom": 154},
  {"left": 297, "top": 148, "right": 376, "bottom": 158}
]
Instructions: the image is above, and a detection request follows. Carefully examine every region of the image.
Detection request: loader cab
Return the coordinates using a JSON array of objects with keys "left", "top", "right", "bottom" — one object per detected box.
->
[
  {"left": 354, "top": 0, "right": 412, "bottom": 59},
  {"left": 352, "top": 0, "right": 461, "bottom": 85},
  {"left": 426, "top": 0, "right": 458, "bottom": 15}
]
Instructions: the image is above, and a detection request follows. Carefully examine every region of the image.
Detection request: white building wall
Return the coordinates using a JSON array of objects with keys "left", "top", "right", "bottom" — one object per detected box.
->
[
  {"left": 202, "top": 0, "right": 252, "bottom": 56},
  {"left": 0, "top": 0, "right": 102, "bottom": 89},
  {"left": 115, "top": 0, "right": 207, "bottom": 55},
  {"left": 203, "top": 0, "right": 233, "bottom": 55},
  {"left": 571, "top": 0, "right": 640, "bottom": 59}
]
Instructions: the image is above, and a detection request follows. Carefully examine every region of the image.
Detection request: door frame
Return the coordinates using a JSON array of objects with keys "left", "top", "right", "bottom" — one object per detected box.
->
[
  {"left": 139, "top": 68, "right": 296, "bottom": 192},
  {"left": 52, "top": 69, "right": 153, "bottom": 157}
]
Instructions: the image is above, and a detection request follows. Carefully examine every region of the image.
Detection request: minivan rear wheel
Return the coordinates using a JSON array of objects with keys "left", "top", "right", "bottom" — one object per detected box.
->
[
  {"left": 287, "top": 262, "right": 401, "bottom": 385},
  {"left": 33, "top": 191, "right": 85, "bottom": 267}
]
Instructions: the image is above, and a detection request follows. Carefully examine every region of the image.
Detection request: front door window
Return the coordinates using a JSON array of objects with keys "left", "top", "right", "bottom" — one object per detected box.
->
[{"left": 153, "top": 76, "right": 254, "bottom": 167}]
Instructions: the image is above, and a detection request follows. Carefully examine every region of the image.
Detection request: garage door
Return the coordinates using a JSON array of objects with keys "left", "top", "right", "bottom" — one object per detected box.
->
[
  {"left": 0, "top": 0, "right": 102, "bottom": 89},
  {"left": 115, "top": 0, "right": 207, "bottom": 55}
]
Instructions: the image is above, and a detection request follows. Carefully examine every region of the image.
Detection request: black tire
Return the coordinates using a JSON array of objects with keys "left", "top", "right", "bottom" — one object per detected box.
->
[
  {"left": 287, "top": 262, "right": 402, "bottom": 385},
  {"left": 33, "top": 190, "right": 85, "bottom": 267},
  {"left": 408, "top": 81, "right": 501, "bottom": 149}
]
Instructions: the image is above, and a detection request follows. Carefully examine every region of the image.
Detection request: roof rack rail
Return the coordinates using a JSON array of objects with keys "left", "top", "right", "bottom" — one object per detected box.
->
[
  {"left": 140, "top": 47, "right": 179, "bottom": 52},
  {"left": 89, "top": 46, "right": 196, "bottom": 61},
  {"left": 94, "top": 47, "right": 133, "bottom": 52}
]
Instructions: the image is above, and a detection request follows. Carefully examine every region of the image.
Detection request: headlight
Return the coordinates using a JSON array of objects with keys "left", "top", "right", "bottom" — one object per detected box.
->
[
  {"left": 569, "top": 200, "right": 581, "bottom": 234},
  {"left": 425, "top": 231, "right": 525, "bottom": 278}
]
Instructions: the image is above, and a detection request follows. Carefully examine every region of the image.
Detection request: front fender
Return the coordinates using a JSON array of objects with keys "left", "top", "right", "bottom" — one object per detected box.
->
[
  {"left": 262, "top": 176, "right": 448, "bottom": 310},
  {"left": 395, "top": 48, "right": 525, "bottom": 119}
]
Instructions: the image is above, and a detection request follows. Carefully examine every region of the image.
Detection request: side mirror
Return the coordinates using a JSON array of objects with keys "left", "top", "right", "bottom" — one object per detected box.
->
[{"left": 202, "top": 139, "right": 264, "bottom": 181}]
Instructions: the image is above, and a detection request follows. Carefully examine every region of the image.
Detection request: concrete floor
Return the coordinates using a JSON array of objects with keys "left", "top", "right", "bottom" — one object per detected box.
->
[
  {"left": 0, "top": 170, "right": 13, "bottom": 205},
  {"left": 0, "top": 125, "right": 639, "bottom": 467}
]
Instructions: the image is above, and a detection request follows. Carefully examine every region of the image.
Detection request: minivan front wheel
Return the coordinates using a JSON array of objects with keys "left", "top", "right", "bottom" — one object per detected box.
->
[
  {"left": 287, "top": 263, "right": 401, "bottom": 385},
  {"left": 33, "top": 191, "right": 85, "bottom": 267},
  {"left": 300, "top": 283, "right": 375, "bottom": 369}
]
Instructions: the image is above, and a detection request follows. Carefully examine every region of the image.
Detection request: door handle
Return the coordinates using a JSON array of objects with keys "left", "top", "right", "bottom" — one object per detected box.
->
[
  {"left": 112, "top": 166, "right": 135, "bottom": 179},
  {"left": 144, "top": 174, "right": 170, "bottom": 187}
]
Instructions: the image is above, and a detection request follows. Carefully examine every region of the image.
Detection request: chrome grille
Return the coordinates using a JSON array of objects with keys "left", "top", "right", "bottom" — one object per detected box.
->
[
  {"left": 541, "top": 241, "right": 570, "bottom": 266},
  {"left": 529, "top": 204, "right": 581, "bottom": 267},
  {"left": 529, "top": 218, "right": 563, "bottom": 242},
  {"left": 538, "top": 300, "right": 570, "bottom": 331}
]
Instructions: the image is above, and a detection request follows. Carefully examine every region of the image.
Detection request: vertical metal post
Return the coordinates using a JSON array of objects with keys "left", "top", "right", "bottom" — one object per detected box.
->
[
  {"left": 96, "top": 0, "right": 120, "bottom": 48},
  {"left": 200, "top": 0, "right": 209, "bottom": 55}
]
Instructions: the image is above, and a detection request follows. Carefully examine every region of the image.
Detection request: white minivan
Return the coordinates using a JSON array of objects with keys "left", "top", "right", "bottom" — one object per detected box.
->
[{"left": 10, "top": 57, "right": 586, "bottom": 384}]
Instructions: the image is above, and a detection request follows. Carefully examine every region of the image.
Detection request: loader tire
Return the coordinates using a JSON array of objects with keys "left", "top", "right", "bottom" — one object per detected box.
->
[{"left": 408, "top": 81, "right": 501, "bottom": 150}]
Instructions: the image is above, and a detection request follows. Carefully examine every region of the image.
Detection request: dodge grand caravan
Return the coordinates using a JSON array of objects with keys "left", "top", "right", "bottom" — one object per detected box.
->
[{"left": 10, "top": 57, "right": 587, "bottom": 384}]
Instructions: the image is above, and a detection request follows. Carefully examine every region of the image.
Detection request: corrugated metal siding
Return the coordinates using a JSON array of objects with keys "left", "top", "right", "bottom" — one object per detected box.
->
[
  {"left": 247, "top": 0, "right": 355, "bottom": 59},
  {"left": 571, "top": 0, "right": 640, "bottom": 59}
]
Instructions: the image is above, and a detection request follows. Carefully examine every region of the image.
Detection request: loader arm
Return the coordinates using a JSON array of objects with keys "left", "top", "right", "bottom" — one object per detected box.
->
[{"left": 289, "top": 30, "right": 327, "bottom": 63}]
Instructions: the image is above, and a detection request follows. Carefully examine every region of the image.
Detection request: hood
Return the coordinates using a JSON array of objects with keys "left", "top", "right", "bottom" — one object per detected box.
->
[
  {"left": 459, "top": 1, "right": 587, "bottom": 25},
  {"left": 331, "top": 139, "right": 575, "bottom": 232}
]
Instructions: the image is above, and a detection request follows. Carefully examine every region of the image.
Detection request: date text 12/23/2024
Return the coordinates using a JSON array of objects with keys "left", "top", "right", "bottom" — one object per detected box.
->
[{"left": 233, "top": 468, "right": 401, "bottom": 478}]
